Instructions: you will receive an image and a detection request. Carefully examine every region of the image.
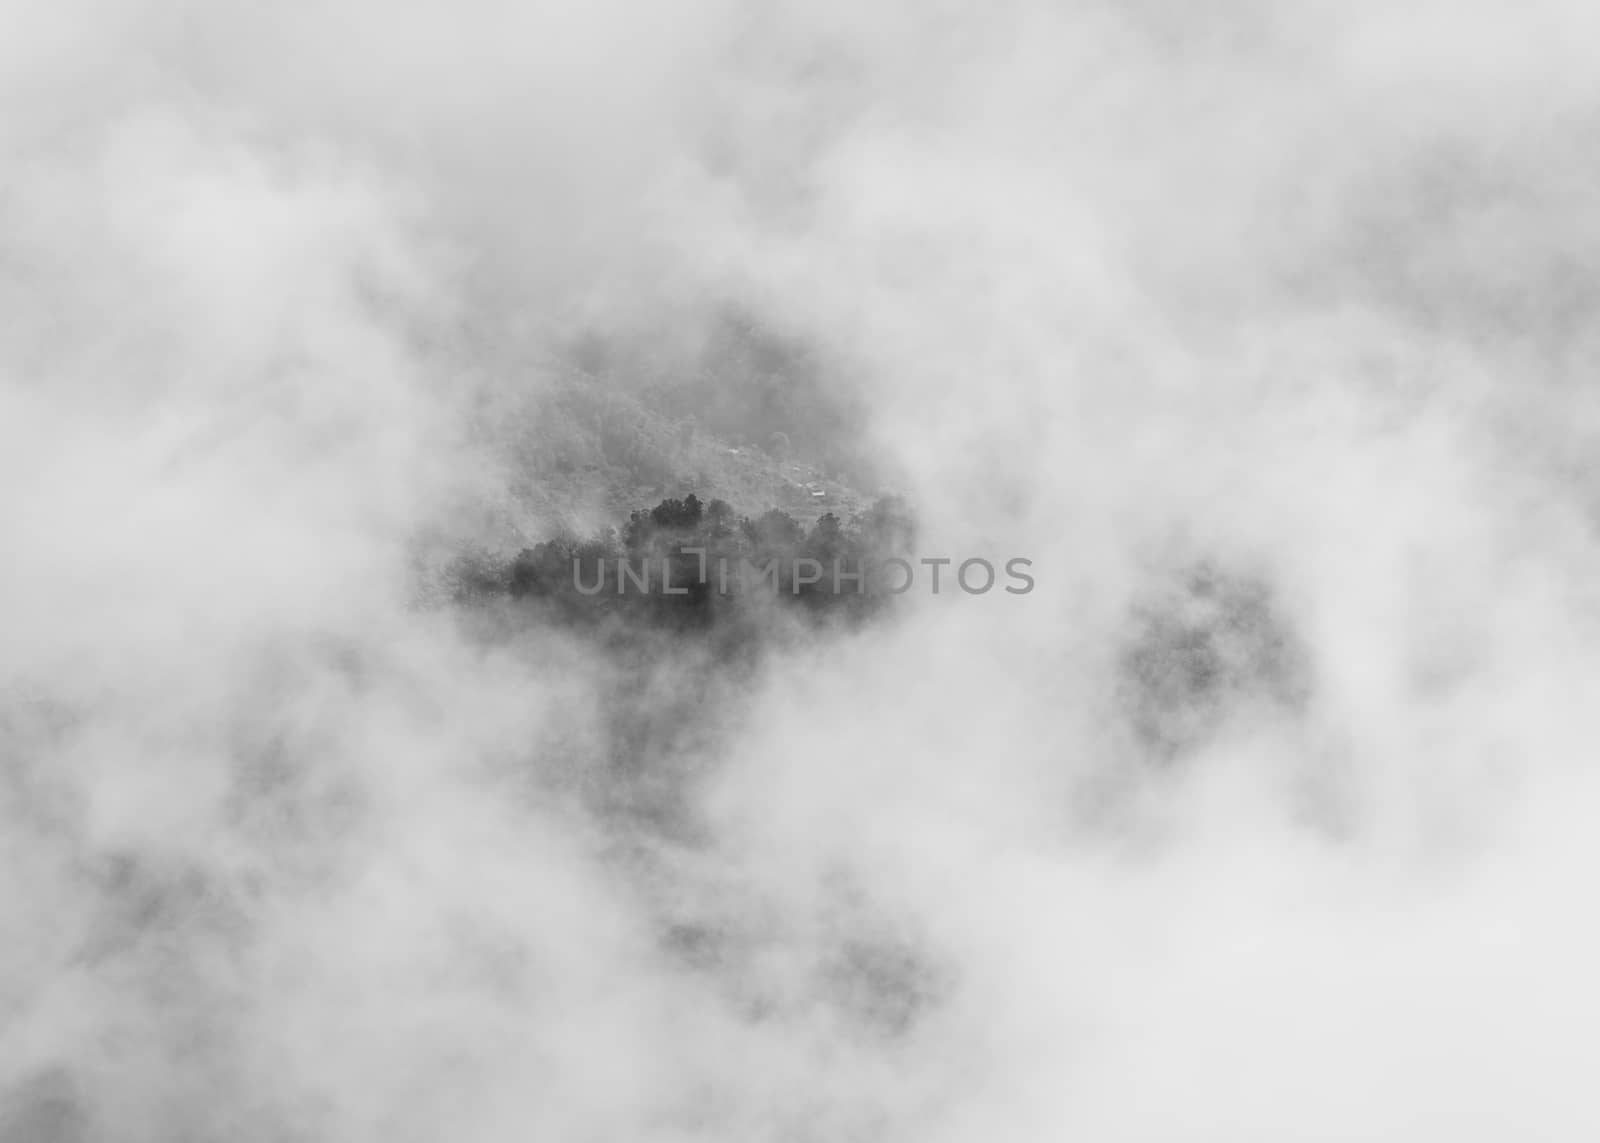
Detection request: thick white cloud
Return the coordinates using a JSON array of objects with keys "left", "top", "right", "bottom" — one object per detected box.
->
[{"left": 4, "top": 1, "right": 1600, "bottom": 1140}]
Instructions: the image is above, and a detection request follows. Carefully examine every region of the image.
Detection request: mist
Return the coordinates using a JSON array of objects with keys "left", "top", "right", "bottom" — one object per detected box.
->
[{"left": 4, "top": 1, "right": 1600, "bottom": 1139}]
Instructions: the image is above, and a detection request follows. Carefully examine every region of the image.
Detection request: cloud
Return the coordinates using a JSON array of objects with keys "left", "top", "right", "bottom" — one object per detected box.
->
[{"left": 5, "top": 0, "right": 1600, "bottom": 1140}]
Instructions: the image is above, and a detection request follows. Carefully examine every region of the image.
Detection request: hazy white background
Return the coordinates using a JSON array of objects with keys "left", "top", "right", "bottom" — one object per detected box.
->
[{"left": 4, "top": 0, "right": 1600, "bottom": 1139}]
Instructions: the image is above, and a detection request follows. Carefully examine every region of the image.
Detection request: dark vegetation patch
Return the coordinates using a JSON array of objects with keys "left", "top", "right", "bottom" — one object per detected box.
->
[{"left": 1119, "top": 562, "right": 1311, "bottom": 761}]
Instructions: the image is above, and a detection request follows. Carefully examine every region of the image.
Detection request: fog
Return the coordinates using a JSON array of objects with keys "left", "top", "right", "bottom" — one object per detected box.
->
[{"left": 4, "top": 1, "right": 1600, "bottom": 1139}]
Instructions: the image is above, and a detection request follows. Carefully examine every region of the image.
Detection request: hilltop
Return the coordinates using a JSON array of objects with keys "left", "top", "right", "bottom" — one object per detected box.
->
[{"left": 467, "top": 315, "right": 894, "bottom": 546}]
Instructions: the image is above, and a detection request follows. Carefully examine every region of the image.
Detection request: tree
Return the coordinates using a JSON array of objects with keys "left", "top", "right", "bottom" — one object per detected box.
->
[
  {"left": 510, "top": 541, "right": 569, "bottom": 598},
  {"left": 705, "top": 498, "right": 734, "bottom": 537},
  {"left": 809, "top": 511, "right": 842, "bottom": 543},
  {"left": 806, "top": 512, "right": 846, "bottom": 564},
  {"left": 623, "top": 509, "right": 655, "bottom": 552},
  {"left": 649, "top": 495, "right": 703, "bottom": 531},
  {"left": 754, "top": 508, "right": 804, "bottom": 549}
]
